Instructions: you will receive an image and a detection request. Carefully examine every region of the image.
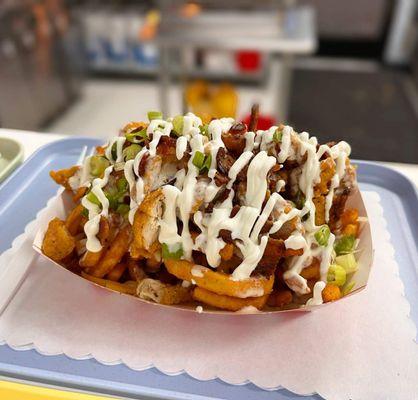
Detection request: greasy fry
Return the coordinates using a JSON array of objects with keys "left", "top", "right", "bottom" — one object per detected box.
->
[
  {"left": 164, "top": 259, "right": 274, "bottom": 298},
  {"left": 82, "top": 272, "right": 137, "bottom": 295},
  {"left": 79, "top": 217, "right": 110, "bottom": 268},
  {"left": 49, "top": 166, "right": 79, "bottom": 190},
  {"left": 106, "top": 262, "right": 127, "bottom": 281},
  {"left": 193, "top": 287, "right": 268, "bottom": 311},
  {"left": 267, "top": 290, "right": 293, "bottom": 307},
  {"left": 65, "top": 204, "right": 84, "bottom": 236},
  {"left": 300, "top": 258, "right": 320, "bottom": 280},
  {"left": 42, "top": 218, "right": 75, "bottom": 262},
  {"left": 88, "top": 226, "right": 132, "bottom": 278},
  {"left": 127, "top": 258, "right": 147, "bottom": 281},
  {"left": 72, "top": 187, "right": 87, "bottom": 203}
]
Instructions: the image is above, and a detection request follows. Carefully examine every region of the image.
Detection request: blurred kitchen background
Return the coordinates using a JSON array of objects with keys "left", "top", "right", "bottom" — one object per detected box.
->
[{"left": 1, "top": 0, "right": 417, "bottom": 163}]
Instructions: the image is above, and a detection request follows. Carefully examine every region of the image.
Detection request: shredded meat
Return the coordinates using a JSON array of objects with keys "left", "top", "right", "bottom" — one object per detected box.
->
[
  {"left": 205, "top": 188, "right": 231, "bottom": 213},
  {"left": 221, "top": 122, "right": 247, "bottom": 154},
  {"left": 214, "top": 172, "right": 229, "bottom": 187},
  {"left": 157, "top": 136, "right": 177, "bottom": 156},
  {"left": 219, "top": 229, "right": 233, "bottom": 243},
  {"left": 216, "top": 147, "right": 235, "bottom": 175}
]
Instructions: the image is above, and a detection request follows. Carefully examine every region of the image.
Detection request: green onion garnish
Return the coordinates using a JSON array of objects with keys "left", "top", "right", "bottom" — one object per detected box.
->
[
  {"left": 116, "top": 176, "right": 128, "bottom": 192},
  {"left": 105, "top": 192, "right": 119, "bottom": 211},
  {"left": 161, "top": 243, "right": 184, "bottom": 260},
  {"left": 199, "top": 124, "right": 209, "bottom": 137},
  {"left": 125, "top": 128, "right": 147, "bottom": 143},
  {"left": 86, "top": 191, "right": 101, "bottom": 206},
  {"left": 314, "top": 225, "right": 330, "bottom": 246},
  {"left": 192, "top": 151, "right": 205, "bottom": 169},
  {"left": 327, "top": 264, "right": 347, "bottom": 286},
  {"left": 111, "top": 143, "right": 117, "bottom": 160},
  {"left": 81, "top": 207, "right": 89, "bottom": 218},
  {"left": 334, "top": 235, "right": 356, "bottom": 256},
  {"left": 116, "top": 203, "right": 130, "bottom": 216},
  {"left": 89, "top": 156, "right": 110, "bottom": 177},
  {"left": 172, "top": 115, "right": 184, "bottom": 136},
  {"left": 201, "top": 153, "right": 212, "bottom": 173},
  {"left": 273, "top": 128, "right": 283, "bottom": 143},
  {"left": 147, "top": 111, "right": 163, "bottom": 121},
  {"left": 294, "top": 190, "right": 306, "bottom": 210},
  {"left": 123, "top": 144, "right": 141, "bottom": 161}
]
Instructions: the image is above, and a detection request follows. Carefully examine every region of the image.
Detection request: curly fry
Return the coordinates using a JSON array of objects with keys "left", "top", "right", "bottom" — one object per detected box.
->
[
  {"left": 79, "top": 217, "right": 110, "bottom": 268},
  {"left": 127, "top": 258, "right": 147, "bottom": 281},
  {"left": 267, "top": 290, "right": 293, "bottom": 307},
  {"left": 65, "top": 204, "right": 84, "bottom": 236},
  {"left": 50, "top": 166, "right": 79, "bottom": 190},
  {"left": 164, "top": 259, "right": 274, "bottom": 298},
  {"left": 193, "top": 287, "right": 268, "bottom": 311},
  {"left": 106, "top": 262, "right": 127, "bottom": 281},
  {"left": 72, "top": 187, "right": 87, "bottom": 203},
  {"left": 88, "top": 226, "right": 132, "bottom": 278},
  {"left": 81, "top": 272, "right": 137, "bottom": 295},
  {"left": 300, "top": 258, "right": 320, "bottom": 280}
]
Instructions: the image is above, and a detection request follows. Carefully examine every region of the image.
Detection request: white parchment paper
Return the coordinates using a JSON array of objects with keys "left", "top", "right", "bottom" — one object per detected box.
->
[{"left": 0, "top": 191, "right": 417, "bottom": 399}]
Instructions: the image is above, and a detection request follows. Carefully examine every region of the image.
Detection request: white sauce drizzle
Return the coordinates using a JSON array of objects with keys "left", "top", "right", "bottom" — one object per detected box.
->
[
  {"left": 306, "top": 281, "right": 326, "bottom": 306},
  {"left": 76, "top": 113, "right": 352, "bottom": 304}
]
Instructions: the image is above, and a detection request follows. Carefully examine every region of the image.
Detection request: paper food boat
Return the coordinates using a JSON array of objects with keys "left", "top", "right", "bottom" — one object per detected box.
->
[{"left": 33, "top": 187, "right": 373, "bottom": 315}]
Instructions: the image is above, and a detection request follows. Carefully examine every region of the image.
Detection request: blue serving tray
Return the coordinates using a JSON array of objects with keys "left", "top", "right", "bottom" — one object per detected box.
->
[{"left": 0, "top": 138, "right": 417, "bottom": 400}]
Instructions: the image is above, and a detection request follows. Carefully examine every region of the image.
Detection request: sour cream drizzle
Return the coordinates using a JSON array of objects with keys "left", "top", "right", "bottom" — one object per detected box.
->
[{"left": 78, "top": 114, "right": 352, "bottom": 305}]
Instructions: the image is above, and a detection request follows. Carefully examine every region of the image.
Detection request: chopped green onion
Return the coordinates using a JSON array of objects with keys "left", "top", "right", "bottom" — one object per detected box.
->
[
  {"left": 172, "top": 115, "right": 184, "bottom": 136},
  {"left": 199, "top": 124, "right": 209, "bottom": 137},
  {"left": 294, "top": 190, "right": 306, "bottom": 210},
  {"left": 161, "top": 243, "right": 184, "bottom": 260},
  {"left": 327, "top": 264, "right": 347, "bottom": 286},
  {"left": 125, "top": 128, "right": 147, "bottom": 143},
  {"left": 314, "top": 225, "right": 330, "bottom": 246},
  {"left": 147, "top": 111, "right": 163, "bottom": 121},
  {"left": 116, "top": 176, "right": 129, "bottom": 192},
  {"left": 273, "top": 128, "right": 283, "bottom": 143},
  {"left": 86, "top": 191, "right": 101, "bottom": 206},
  {"left": 123, "top": 144, "right": 141, "bottom": 161},
  {"left": 111, "top": 143, "right": 117, "bottom": 160},
  {"left": 105, "top": 192, "right": 119, "bottom": 211},
  {"left": 192, "top": 151, "right": 205, "bottom": 169},
  {"left": 201, "top": 153, "right": 212, "bottom": 173},
  {"left": 334, "top": 235, "right": 356, "bottom": 256},
  {"left": 342, "top": 281, "right": 356, "bottom": 296},
  {"left": 90, "top": 156, "right": 110, "bottom": 177},
  {"left": 336, "top": 253, "right": 358, "bottom": 274},
  {"left": 81, "top": 207, "right": 89, "bottom": 218},
  {"left": 116, "top": 203, "right": 130, "bottom": 216}
]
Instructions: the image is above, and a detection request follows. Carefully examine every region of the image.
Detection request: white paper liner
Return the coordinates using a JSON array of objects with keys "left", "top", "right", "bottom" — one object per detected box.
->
[
  {"left": 30, "top": 188, "right": 373, "bottom": 314},
  {"left": 0, "top": 191, "right": 417, "bottom": 399}
]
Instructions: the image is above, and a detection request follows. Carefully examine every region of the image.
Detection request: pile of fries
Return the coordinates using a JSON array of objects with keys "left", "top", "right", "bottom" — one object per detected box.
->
[{"left": 42, "top": 107, "right": 361, "bottom": 312}]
